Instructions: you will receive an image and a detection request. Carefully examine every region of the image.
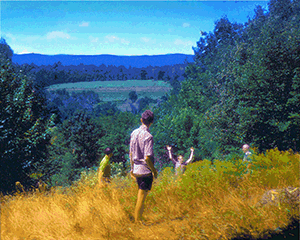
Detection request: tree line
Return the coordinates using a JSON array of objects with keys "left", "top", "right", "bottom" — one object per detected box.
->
[
  {"left": 0, "top": 0, "right": 299, "bottom": 194},
  {"left": 20, "top": 59, "right": 186, "bottom": 90},
  {"left": 151, "top": 0, "right": 299, "bottom": 161}
]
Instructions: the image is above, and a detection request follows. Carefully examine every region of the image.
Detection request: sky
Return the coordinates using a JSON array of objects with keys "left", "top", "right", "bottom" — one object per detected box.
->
[{"left": 1, "top": 0, "right": 269, "bottom": 56}]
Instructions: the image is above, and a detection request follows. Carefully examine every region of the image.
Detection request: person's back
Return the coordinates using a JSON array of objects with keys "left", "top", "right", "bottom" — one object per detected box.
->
[
  {"left": 99, "top": 156, "right": 111, "bottom": 177},
  {"left": 99, "top": 147, "right": 113, "bottom": 184},
  {"left": 130, "top": 125, "right": 154, "bottom": 176},
  {"left": 130, "top": 110, "right": 157, "bottom": 224}
]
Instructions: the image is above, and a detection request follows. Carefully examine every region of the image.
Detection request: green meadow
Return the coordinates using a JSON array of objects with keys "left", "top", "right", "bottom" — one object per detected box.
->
[{"left": 47, "top": 80, "right": 172, "bottom": 101}]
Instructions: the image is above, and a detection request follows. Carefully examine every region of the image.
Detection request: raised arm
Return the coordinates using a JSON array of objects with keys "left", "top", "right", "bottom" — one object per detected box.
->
[
  {"left": 185, "top": 147, "right": 195, "bottom": 164},
  {"left": 167, "top": 145, "right": 176, "bottom": 164}
]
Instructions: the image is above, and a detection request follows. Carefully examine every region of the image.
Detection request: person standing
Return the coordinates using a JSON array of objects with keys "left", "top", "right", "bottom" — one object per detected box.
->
[
  {"left": 98, "top": 147, "right": 113, "bottom": 184},
  {"left": 130, "top": 110, "right": 158, "bottom": 223}
]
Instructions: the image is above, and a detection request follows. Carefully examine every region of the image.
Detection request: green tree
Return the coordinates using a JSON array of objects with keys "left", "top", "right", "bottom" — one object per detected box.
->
[
  {"left": 158, "top": 71, "right": 165, "bottom": 80},
  {"left": 0, "top": 42, "right": 55, "bottom": 193},
  {"left": 47, "top": 112, "right": 105, "bottom": 186},
  {"left": 0, "top": 38, "right": 13, "bottom": 62},
  {"left": 129, "top": 90, "right": 138, "bottom": 103},
  {"left": 65, "top": 112, "right": 105, "bottom": 169},
  {"left": 192, "top": 0, "right": 300, "bottom": 153},
  {"left": 154, "top": 0, "right": 299, "bottom": 162},
  {"left": 140, "top": 70, "right": 148, "bottom": 80},
  {"left": 97, "top": 112, "right": 139, "bottom": 167}
]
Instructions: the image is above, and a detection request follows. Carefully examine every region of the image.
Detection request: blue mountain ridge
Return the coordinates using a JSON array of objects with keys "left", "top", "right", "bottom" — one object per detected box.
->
[{"left": 12, "top": 53, "right": 194, "bottom": 68}]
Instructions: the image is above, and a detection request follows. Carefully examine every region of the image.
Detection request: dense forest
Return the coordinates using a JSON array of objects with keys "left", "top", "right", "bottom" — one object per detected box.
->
[{"left": 1, "top": 0, "right": 299, "bottom": 194}]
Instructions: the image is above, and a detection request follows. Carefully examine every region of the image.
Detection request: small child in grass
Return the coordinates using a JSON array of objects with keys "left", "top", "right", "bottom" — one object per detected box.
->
[
  {"left": 98, "top": 147, "right": 113, "bottom": 185},
  {"left": 242, "top": 144, "right": 252, "bottom": 176},
  {"left": 242, "top": 144, "right": 252, "bottom": 162}
]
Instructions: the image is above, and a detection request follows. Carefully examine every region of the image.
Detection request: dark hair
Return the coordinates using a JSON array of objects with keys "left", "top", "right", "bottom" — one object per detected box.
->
[
  {"left": 141, "top": 110, "right": 154, "bottom": 126},
  {"left": 104, "top": 147, "right": 112, "bottom": 155}
]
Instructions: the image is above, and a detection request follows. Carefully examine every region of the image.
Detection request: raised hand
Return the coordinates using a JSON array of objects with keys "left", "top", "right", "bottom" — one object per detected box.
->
[
  {"left": 190, "top": 147, "right": 194, "bottom": 152},
  {"left": 166, "top": 145, "right": 172, "bottom": 151}
]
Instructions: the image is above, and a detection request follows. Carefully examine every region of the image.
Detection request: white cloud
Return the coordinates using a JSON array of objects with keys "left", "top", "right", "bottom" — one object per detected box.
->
[
  {"left": 121, "top": 38, "right": 130, "bottom": 44},
  {"left": 105, "top": 35, "right": 118, "bottom": 43},
  {"left": 141, "top": 37, "right": 150, "bottom": 43},
  {"left": 89, "top": 36, "right": 99, "bottom": 43},
  {"left": 79, "top": 22, "right": 89, "bottom": 27},
  {"left": 18, "top": 49, "right": 31, "bottom": 54},
  {"left": 16, "top": 48, "right": 41, "bottom": 54},
  {"left": 174, "top": 39, "right": 194, "bottom": 47},
  {"left": 46, "top": 31, "right": 71, "bottom": 40},
  {"left": 140, "top": 37, "right": 156, "bottom": 44},
  {"left": 105, "top": 35, "right": 130, "bottom": 45},
  {"left": 3, "top": 33, "right": 17, "bottom": 42},
  {"left": 182, "top": 22, "right": 190, "bottom": 28}
]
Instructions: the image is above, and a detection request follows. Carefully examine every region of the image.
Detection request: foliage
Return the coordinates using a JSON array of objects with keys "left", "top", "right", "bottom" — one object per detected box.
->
[
  {"left": 2, "top": 0, "right": 299, "bottom": 194},
  {"left": 46, "top": 111, "right": 138, "bottom": 187},
  {"left": 30, "top": 61, "right": 188, "bottom": 87},
  {"left": 129, "top": 90, "right": 138, "bottom": 103},
  {"left": 46, "top": 89, "right": 102, "bottom": 120},
  {"left": 153, "top": 0, "right": 300, "bottom": 161},
  {"left": 47, "top": 112, "right": 105, "bottom": 187},
  {"left": 97, "top": 111, "right": 139, "bottom": 165},
  {"left": 0, "top": 46, "right": 55, "bottom": 193},
  {"left": 46, "top": 80, "right": 171, "bottom": 115},
  {"left": 0, "top": 38, "right": 13, "bottom": 62},
  {"left": 205, "top": 1, "right": 300, "bottom": 153}
]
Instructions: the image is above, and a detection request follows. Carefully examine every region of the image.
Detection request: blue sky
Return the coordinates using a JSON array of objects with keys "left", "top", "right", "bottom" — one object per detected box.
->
[{"left": 1, "top": 1, "right": 268, "bottom": 56}]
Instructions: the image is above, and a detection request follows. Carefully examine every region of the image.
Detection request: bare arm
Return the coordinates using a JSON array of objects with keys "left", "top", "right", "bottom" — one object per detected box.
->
[
  {"left": 169, "top": 152, "right": 176, "bottom": 164},
  {"left": 145, "top": 156, "right": 158, "bottom": 178},
  {"left": 129, "top": 152, "right": 136, "bottom": 180},
  {"left": 130, "top": 152, "right": 134, "bottom": 171},
  {"left": 167, "top": 145, "right": 176, "bottom": 164},
  {"left": 185, "top": 147, "right": 195, "bottom": 164}
]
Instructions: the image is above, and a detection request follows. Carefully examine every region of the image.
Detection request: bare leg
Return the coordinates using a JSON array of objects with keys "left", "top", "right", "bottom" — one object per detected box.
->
[{"left": 134, "top": 189, "right": 148, "bottom": 223}]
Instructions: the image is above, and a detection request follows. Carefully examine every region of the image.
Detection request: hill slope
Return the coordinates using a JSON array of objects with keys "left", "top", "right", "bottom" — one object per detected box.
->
[{"left": 12, "top": 53, "right": 194, "bottom": 68}]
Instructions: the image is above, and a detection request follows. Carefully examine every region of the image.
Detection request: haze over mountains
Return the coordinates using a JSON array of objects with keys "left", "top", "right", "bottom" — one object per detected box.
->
[{"left": 12, "top": 53, "right": 194, "bottom": 68}]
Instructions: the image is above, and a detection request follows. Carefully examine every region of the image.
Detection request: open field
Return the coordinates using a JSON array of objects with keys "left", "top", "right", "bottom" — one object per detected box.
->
[
  {"left": 47, "top": 80, "right": 172, "bottom": 101},
  {"left": 1, "top": 149, "right": 299, "bottom": 239}
]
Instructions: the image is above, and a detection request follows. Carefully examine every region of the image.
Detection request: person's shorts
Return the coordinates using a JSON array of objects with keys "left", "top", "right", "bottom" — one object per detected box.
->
[{"left": 136, "top": 174, "right": 153, "bottom": 191}]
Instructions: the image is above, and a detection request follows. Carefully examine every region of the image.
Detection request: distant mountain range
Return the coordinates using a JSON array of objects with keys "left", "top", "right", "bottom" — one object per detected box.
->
[{"left": 12, "top": 53, "right": 194, "bottom": 68}]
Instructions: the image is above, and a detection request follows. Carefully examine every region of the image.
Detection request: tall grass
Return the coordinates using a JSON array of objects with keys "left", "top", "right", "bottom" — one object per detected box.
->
[{"left": 1, "top": 149, "right": 299, "bottom": 239}]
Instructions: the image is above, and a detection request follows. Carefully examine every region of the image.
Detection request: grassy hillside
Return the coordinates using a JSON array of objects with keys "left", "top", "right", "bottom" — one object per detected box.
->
[{"left": 1, "top": 149, "right": 299, "bottom": 240}]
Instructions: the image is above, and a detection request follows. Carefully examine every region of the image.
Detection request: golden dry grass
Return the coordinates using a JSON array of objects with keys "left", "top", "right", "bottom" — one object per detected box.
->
[{"left": 1, "top": 149, "right": 299, "bottom": 240}]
